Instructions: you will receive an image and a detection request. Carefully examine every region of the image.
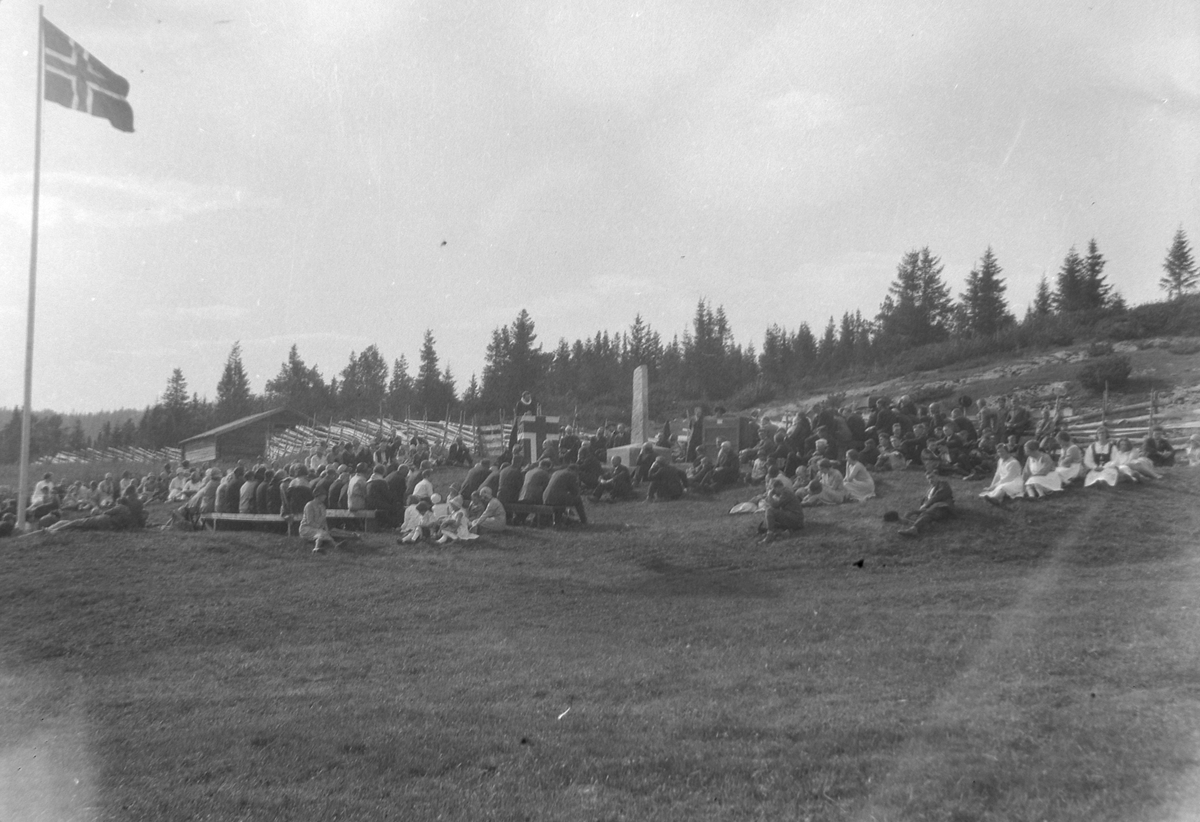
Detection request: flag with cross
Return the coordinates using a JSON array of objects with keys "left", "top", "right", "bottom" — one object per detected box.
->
[{"left": 42, "top": 18, "right": 134, "bottom": 132}]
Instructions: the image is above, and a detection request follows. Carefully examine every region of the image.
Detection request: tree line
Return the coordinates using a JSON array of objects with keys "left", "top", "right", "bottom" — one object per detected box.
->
[{"left": 3, "top": 228, "right": 1197, "bottom": 463}]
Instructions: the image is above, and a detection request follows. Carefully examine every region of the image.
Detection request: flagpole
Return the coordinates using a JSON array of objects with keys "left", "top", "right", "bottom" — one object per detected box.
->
[{"left": 16, "top": 7, "right": 45, "bottom": 532}]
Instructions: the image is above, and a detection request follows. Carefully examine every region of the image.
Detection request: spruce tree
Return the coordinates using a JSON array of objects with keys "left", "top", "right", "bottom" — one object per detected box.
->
[
  {"left": 959, "top": 247, "right": 1013, "bottom": 336},
  {"left": 215, "top": 342, "right": 253, "bottom": 423},
  {"left": 1054, "top": 247, "right": 1086, "bottom": 312},
  {"left": 876, "top": 247, "right": 952, "bottom": 347},
  {"left": 1082, "top": 238, "right": 1113, "bottom": 309},
  {"left": 1161, "top": 226, "right": 1198, "bottom": 300},
  {"left": 1032, "top": 276, "right": 1054, "bottom": 316}
]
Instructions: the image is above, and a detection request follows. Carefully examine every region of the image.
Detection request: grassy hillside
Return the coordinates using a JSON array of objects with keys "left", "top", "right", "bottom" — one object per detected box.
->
[{"left": 2, "top": 465, "right": 1199, "bottom": 820}]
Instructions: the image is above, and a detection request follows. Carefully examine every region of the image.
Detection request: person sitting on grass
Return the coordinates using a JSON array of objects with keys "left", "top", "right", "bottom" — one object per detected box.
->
[
  {"left": 646, "top": 455, "right": 688, "bottom": 502},
  {"left": 842, "top": 450, "right": 876, "bottom": 502},
  {"left": 1083, "top": 427, "right": 1119, "bottom": 488},
  {"left": 874, "top": 434, "right": 907, "bottom": 472},
  {"left": 1054, "top": 431, "right": 1084, "bottom": 484},
  {"left": 857, "top": 438, "right": 881, "bottom": 471},
  {"left": 801, "top": 460, "right": 847, "bottom": 506},
  {"left": 1188, "top": 434, "right": 1200, "bottom": 467},
  {"left": 980, "top": 444, "right": 1025, "bottom": 508},
  {"left": 712, "top": 441, "right": 740, "bottom": 488},
  {"left": 28, "top": 472, "right": 60, "bottom": 522},
  {"left": 60, "top": 482, "right": 89, "bottom": 511},
  {"left": 760, "top": 476, "right": 804, "bottom": 542},
  {"left": 897, "top": 469, "right": 956, "bottom": 537},
  {"left": 166, "top": 469, "right": 188, "bottom": 502},
  {"left": 399, "top": 497, "right": 437, "bottom": 543},
  {"left": 593, "top": 455, "right": 634, "bottom": 502},
  {"left": 1142, "top": 426, "right": 1176, "bottom": 467},
  {"left": 1112, "top": 437, "right": 1162, "bottom": 483},
  {"left": 300, "top": 492, "right": 337, "bottom": 552},
  {"left": 632, "top": 442, "right": 657, "bottom": 486},
  {"left": 470, "top": 486, "right": 507, "bottom": 534},
  {"left": 1022, "top": 439, "right": 1062, "bottom": 500},
  {"left": 690, "top": 455, "right": 717, "bottom": 494}
]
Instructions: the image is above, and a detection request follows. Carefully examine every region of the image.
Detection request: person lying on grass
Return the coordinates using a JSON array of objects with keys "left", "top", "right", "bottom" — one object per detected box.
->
[
  {"left": 48, "top": 484, "right": 147, "bottom": 533},
  {"left": 897, "top": 469, "right": 956, "bottom": 538}
]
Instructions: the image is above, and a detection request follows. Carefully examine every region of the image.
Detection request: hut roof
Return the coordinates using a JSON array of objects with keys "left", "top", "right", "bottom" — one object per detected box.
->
[{"left": 179, "top": 408, "right": 308, "bottom": 444}]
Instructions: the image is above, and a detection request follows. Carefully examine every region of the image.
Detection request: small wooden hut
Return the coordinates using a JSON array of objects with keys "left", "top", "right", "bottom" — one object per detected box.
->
[{"left": 179, "top": 408, "right": 308, "bottom": 464}]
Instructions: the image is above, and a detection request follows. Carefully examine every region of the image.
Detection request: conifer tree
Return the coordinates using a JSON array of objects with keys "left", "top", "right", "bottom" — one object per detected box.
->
[
  {"left": 959, "top": 247, "right": 1013, "bottom": 336},
  {"left": 1032, "top": 276, "right": 1054, "bottom": 317},
  {"left": 264, "top": 346, "right": 327, "bottom": 417},
  {"left": 876, "top": 247, "right": 952, "bottom": 347},
  {"left": 1161, "top": 226, "right": 1198, "bottom": 300},
  {"left": 1082, "top": 238, "right": 1113, "bottom": 309},
  {"left": 215, "top": 342, "right": 253, "bottom": 423},
  {"left": 1054, "top": 246, "right": 1086, "bottom": 312}
]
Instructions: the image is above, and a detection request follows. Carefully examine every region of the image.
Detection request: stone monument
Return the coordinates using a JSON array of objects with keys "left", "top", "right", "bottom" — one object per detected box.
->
[{"left": 607, "top": 365, "right": 673, "bottom": 467}]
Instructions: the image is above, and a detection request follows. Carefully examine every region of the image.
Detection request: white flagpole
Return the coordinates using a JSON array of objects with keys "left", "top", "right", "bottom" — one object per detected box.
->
[{"left": 16, "top": 7, "right": 45, "bottom": 532}]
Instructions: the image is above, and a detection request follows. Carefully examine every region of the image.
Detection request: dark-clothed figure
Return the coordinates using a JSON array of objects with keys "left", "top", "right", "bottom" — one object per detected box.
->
[
  {"left": 898, "top": 470, "right": 956, "bottom": 537},
  {"left": 543, "top": 464, "right": 588, "bottom": 525},
  {"left": 647, "top": 456, "right": 687, "bottom": 501}
]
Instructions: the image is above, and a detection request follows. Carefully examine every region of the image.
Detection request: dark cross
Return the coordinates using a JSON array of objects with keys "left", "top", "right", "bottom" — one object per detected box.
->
[{"left": 517, "top": 416, "right": 559, "bottom": 464}]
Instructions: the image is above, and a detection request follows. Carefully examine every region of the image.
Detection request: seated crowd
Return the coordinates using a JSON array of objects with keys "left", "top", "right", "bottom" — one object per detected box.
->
[
  {"left": 731, "top": 394, "right": 1191, "bottom": 541},
  {"left": 6, "top": 397, "right": 1194, "bottom": 545}
]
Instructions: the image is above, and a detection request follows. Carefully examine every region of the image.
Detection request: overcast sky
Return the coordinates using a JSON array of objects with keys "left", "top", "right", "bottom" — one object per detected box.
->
[{"left": 1, "top": 0, "right": 1197, "bottom": 413}]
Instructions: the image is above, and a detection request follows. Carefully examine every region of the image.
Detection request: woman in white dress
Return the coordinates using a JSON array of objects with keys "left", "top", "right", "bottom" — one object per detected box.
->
[
  {"left": 981, "top": 444, "right": 1025, "bottom": 507},
  {"left": 1054, "top": 431, "right": 1084, "bottom": 484},
  {"left": 801, "top": 459, "right": 848, "bottom": 506},
  {"left": 841, "top": 449, "right": 876, "bottom": 502},
  {"left": 1188, "top": 434, "right": 1200, "bottom": 467},
  {"left": 1112, "top": 437, "right": 1162, "bottom": 482},
  {"left": 1083, "top": 427, "right": 1119, "bottom": 487},
  {"left": 1022, "top": 440, "right": 1062, "bottom": 499}
]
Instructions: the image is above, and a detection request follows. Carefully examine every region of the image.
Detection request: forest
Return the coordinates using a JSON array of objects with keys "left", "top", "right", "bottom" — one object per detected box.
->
[{"left": 3, "top": 230, "right": 1198, "bottom": 463}]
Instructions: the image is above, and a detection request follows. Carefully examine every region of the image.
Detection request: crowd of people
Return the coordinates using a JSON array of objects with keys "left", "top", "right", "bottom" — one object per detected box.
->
[
  {"left": 726, "top": 394, "right": 1195, "bottom": 542},
  {"left": 4, "top": 392, "right": 1197, "bottom": 547}
]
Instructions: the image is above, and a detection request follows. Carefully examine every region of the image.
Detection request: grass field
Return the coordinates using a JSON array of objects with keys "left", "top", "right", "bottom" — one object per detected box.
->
[{"left": 3, "top": 466, "right": 1200, "bottom": 821}]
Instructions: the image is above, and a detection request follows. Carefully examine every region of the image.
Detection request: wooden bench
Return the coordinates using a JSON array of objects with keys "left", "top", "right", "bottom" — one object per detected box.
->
[
  {"left": 201, "top": 513, "right": 296, "bottom": 534},
  {"left": 326, "top": 509, "right": 380, "bottom": 532},
  {"left": 505, "top": 502, "right": 571, "bottom": 527}
]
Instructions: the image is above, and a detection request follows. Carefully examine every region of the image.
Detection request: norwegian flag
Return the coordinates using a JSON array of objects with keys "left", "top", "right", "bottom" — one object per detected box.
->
[{"left": 42, "top": 18, "right": 134, "bottom": 133}]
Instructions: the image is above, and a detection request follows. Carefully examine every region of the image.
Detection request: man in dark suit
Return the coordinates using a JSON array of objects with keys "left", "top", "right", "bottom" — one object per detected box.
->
[
  {"left": 898, "top": 470, "right": 955, "bottom": 537},
  {"left": 543, "top": 464, "right": 587, "bottom": 525}
]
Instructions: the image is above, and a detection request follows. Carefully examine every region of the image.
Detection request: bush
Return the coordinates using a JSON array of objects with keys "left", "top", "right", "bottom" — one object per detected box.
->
[
  {"left": 1078, "top": 354, "right": 1132, "bottom": 393},
  {"left": 1087, "top": 341, "right": 1114, "bottom": 357}
]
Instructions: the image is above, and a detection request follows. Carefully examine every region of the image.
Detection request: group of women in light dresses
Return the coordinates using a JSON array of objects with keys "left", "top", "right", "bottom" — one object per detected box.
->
[
  {"left": 797, "top": 449, "right": 877, "bottom": 506},
  {"left": 980, "top": 427, "right": 1168, "bottom": 507}
]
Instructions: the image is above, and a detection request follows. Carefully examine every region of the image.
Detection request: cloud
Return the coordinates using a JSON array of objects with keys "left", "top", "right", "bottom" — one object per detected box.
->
[{"left": 0, "top": 172, "right": 272, "bottom": 231}]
